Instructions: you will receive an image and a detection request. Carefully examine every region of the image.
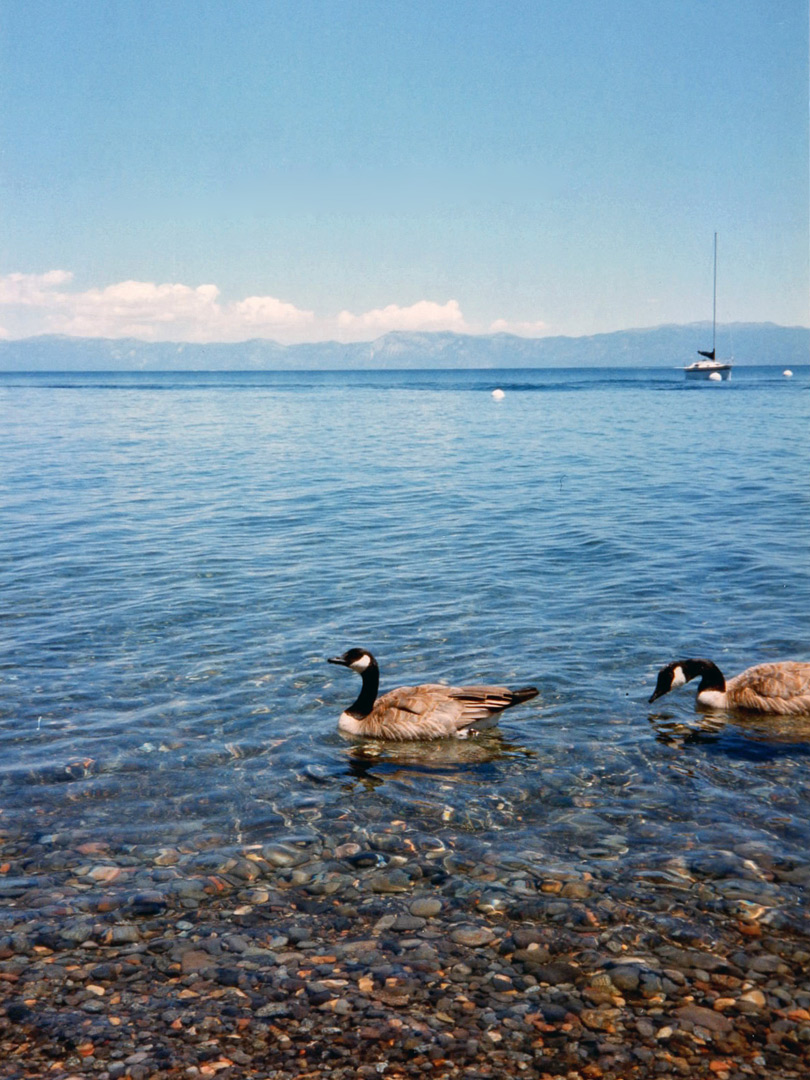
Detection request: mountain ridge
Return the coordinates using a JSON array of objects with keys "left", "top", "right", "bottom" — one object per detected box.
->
[{"left": 0, "top": 322, "right": 806, "bottom": 371}]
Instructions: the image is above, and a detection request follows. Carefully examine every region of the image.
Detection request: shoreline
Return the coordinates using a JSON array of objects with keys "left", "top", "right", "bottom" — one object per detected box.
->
[{"left": 2, "top": 846, "right": 808, "bottom": 1079}]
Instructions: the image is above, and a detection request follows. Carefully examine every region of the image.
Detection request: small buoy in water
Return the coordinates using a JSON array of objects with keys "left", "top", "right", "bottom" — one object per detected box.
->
[
  {"left": 708, "top": 372, "right": 722, "bottom": 382},
  {"left": 491, "top": 388, "right": 505, "bottom": 400},
  {"left": 783, "top": 369, "right": 793, "bottom": 378}
]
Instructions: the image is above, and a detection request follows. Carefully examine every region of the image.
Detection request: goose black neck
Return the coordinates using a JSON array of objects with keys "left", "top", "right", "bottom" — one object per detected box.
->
[
  {"left": 347, "top": 661, "right": 380, "bottom": 719},
  {"left": 683, "top": 659, "right": 726, "bottom": 693}
]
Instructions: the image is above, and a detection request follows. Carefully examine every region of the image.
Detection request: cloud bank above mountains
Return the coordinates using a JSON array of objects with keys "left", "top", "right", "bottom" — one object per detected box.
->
[{"left": 0, "top": 270, "right": 545, "bottom": 343}]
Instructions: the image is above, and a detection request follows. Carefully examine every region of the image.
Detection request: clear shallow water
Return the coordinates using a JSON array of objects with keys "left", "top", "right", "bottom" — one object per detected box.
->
[{"left": 1, "top": 366, "right": 809, "bottom": 924}]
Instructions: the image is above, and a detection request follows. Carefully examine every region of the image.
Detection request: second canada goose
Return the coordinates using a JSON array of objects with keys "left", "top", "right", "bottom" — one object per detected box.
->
[
  {"left": 649, "top": 658, "right": 810, "bottom": 715},
  {"left": 327, "top": 648, "right": 539, "bottom": 740}
]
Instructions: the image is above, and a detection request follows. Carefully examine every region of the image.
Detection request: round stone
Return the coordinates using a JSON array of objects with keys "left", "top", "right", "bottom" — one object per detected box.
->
[
  {"left": 410, "top": 897, "right": 442, "bottom": 918},
  {"left": 450, "top": 925, "right": 496, "bottom": 947}
]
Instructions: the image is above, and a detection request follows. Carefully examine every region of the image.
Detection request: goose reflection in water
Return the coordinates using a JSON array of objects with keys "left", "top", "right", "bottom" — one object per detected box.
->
[
  {"left": 648, "top": 710, "right": 810, "bottom": 759},
  {"left": 342, "top": 731, "right": 535, "bottom": 788}
]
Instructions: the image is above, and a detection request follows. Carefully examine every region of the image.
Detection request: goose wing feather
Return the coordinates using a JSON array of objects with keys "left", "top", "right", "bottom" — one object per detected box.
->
[
  {"left": 728, "top": 662, "right": 810, "bottom": 714},
  {"left": 368, "top": 684, "right": 523, "bottom": 740}
]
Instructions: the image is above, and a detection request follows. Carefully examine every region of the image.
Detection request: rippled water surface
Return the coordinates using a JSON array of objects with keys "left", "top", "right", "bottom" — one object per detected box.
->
[{"left": 1, "top": 366, "right": 809, "bottom": 924}]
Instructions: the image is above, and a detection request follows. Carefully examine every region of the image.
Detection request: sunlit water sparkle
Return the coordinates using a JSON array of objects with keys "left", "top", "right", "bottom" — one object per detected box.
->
[{"left": 1, "top": 366, "right": 808, "bottom": 923}]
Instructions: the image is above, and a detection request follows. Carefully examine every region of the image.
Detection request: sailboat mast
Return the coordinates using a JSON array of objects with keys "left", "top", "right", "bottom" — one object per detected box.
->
[
  {"left": 685, "top": 231, "right": 731, "bottom": 377},
  {"left": 712, "top": 232, "right": 717, "bottom": 356}
]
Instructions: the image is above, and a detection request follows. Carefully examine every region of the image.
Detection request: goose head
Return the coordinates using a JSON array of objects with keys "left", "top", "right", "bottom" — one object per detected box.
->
[
  {"left": 328, "top": 648, "right": 377, "bottom": 674},
  {"left": 649, "top": 662, "right": 688, "bottom": 703}
]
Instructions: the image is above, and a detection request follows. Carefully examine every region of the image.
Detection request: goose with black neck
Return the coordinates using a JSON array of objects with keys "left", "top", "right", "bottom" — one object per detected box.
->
[
  {"left": 649, "top": 658, "right": 810, "bottom": 715},
  {"left": 328, "top": 648, "right": 539, "bottom": 740}
]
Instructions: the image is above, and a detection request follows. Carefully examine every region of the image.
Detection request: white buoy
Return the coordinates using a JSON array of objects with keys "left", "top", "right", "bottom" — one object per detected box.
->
[
  {"left": 491, "top": 388, "right": 505, "bottom": 400},
  {"left": 783, "top": 369, "right": 793, "bottom": 378},
  {"left": 708, "top": 371, "right": 722, "bottom": 382}
]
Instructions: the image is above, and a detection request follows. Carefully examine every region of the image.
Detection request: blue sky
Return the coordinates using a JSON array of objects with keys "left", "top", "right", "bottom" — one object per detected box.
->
[{"left": 1, "top": 0, "right": 807, "bottom": 342}]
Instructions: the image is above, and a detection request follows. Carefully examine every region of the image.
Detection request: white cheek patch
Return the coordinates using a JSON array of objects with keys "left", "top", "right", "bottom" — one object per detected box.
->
[
  {"left": 671, "top": 666, "right": 687, "bottom": 690},
  {"left": 351, "top": 655, "right": 371, "bottom": 672}
]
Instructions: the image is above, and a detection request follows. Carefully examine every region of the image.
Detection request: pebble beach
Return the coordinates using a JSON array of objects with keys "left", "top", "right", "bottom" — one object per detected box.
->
[{"left": 2, "top": 817, "right": 809, "bottom": 1079}]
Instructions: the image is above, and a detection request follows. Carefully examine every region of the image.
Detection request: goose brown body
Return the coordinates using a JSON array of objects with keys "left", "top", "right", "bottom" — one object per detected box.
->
[
  {"left": 328, "top": 648, "right": 539, "bottom": 740},
  {"left": 649, "top": 659, "right": 810, "bottom": 715}
]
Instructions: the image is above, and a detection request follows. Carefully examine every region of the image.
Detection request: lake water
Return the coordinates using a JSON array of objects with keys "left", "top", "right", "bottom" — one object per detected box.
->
[{"left": 1, "top": 365, "right": 809, "bottom": 933}]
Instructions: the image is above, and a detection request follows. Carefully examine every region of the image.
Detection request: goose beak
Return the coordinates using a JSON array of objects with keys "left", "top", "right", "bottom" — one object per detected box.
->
[
  {"left": 648, "top": 690, "right": 661, "bottom": 703},
  {"left": 328, "top": 655, "right": 348, "bottom": 666}
]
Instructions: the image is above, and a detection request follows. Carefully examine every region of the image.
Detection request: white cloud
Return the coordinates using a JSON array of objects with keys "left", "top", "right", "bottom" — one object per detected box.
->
[
  {"left": 0, "top": 270, "right": 74, "bottom": 306},
  {"left": 0, "top": 271, "right": 475, "bottom": 343},
  {"left": 61, "top": 280, "right": 222, "bottom": 338},
  {"left": 489, "top": 317, "right": 550, "bottom": 337},
  {"left": 337, "top": 299, "right": 466, "bottom": 335},
  {"left": 233, "top": 294, "right": 313, "bottom": 328},
  {"left": 0, "top": 271, "right": 315, "bottom": 343}
]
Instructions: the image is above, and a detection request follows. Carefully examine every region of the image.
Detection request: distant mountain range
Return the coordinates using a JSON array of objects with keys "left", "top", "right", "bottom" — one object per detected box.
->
[{"left": 0, "top": 322, "right": 807, "bottom": 371}]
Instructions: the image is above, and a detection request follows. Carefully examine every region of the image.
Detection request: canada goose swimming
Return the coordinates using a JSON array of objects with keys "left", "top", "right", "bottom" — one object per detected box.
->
[
  {"left": 649, "top": 659, "right": 810, "bottom": 715},
  {"left": 327, "top": 648, "right": 539, "bottom": 740}
]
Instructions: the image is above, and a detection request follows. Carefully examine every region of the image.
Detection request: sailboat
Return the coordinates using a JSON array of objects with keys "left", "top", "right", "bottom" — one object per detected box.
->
[{"left": 684, "top": 233, "right": 732, "bottom": 380}]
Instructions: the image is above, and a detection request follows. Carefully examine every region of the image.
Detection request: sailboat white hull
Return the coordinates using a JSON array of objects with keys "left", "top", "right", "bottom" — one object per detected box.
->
[{"left": 684, "top": 363, "right": 731, "bottom": 380}]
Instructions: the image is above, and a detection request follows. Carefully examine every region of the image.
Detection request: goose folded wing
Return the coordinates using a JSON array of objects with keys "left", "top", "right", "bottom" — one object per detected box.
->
[
  {"left": 733, "top": 663, "right": 810, "bottom": 712},
  {"left": 370, "top": 686, "right": 461, "bottom": 739},
  {"left": 374, "top": 685, "right": 515, "bottom": 738}
]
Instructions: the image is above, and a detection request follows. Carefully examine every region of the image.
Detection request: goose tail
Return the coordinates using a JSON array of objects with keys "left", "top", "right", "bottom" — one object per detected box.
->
[{"left": 510, "top": 686, "right": 539, "bottom": 706}]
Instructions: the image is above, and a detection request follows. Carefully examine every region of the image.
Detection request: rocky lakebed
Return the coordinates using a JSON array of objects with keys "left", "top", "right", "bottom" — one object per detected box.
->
[{"left": 1, "top": 819, "right": 808, "bottom": 1079}]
